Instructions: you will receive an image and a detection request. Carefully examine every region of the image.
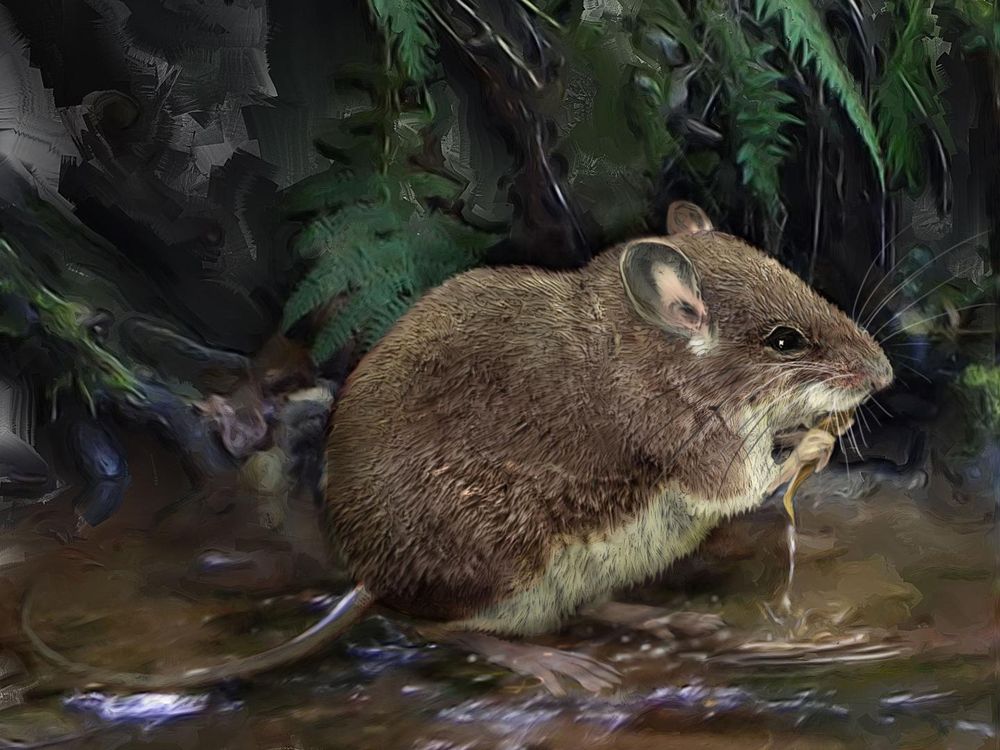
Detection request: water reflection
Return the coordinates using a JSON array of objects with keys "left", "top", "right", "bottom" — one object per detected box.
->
[{"left": 0, "top": 420, "right": 993, "bottom": 749}]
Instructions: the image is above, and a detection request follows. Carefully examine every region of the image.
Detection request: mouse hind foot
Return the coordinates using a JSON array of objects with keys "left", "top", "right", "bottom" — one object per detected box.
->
[{"left": 441, "top": 630, "right": 621, "bottom": 696}]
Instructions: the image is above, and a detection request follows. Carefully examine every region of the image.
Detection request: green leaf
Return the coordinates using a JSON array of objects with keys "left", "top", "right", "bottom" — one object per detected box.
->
[
  {"left": 369, "top": 0, "right": 438, "bottom": 81},
  {"left": 404, "top": 171, "right": 464, "bottom": 202},
  {"left": 282, "top": 193, "right": 496, "bottom": 359},
  {"left": 702, "top": 2, "right": 802, "bottom": 218},
  {"left": 0, "top": 238, "right": 141, "bottom": 399},
  {"left": 281, "top": 170, "right": 386, "bottom": 216},
  {"left": 942, "top": 0, "right": 1000, "bottom": 52},
  {"left": 874, "top": 0, "right": 953, "bottom": 193},
  {"left": 756, "top": 0, "right": 886, "bottom": 187}
]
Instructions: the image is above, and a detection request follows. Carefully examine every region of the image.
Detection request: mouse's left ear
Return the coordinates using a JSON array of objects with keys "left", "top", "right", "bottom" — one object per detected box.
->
[
  {"left": 666, "top": 201, "right": 714, "bottom": 235},
  {"left": 620, "top": 240, "right": 709, "bottom": 339}
]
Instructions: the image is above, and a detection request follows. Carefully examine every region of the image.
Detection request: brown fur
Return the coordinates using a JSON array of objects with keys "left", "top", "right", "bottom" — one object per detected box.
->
[{"left": 324, "top": 225, "right": 891, "bottom": 624}]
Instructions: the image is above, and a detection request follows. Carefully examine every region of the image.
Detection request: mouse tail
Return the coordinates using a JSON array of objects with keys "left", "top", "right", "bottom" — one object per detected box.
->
[{"left": 21, "top": 582, "right": 374, "bottom": 692}]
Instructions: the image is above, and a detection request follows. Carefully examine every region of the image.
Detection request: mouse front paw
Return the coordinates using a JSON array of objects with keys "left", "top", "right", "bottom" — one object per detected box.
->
[
  {"left": 791, "top": 428, "right": 838, "bottom": 473},
  {"left": 768, "top": 427, "right": 842, "bottom": 494}
]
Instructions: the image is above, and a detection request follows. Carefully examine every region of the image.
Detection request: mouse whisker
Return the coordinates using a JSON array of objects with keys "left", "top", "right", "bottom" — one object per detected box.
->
[
  {"left": 846, "top": 423, "right": 862, "bottom": 460},
  {"left": 861, "top": 230, "right": 990, "bottom": 328},
  {"left": 737, "top": 369, "right": 843, "bottom": 439},
  {"left": 855, "top": 409, "right": 871, "bottom": 447},
  {"left": 715, "top": 401, "right": 780, "bottom": 499},
  {"left": 853, "top": 424, "right": 869, "bottom": 449},
  {"left": 861, "top": 402, "right": 883, "bottom": 427},
  {"left": 750, "top": 365, "right": 829, "bottom": 375},
  {"left": 839, "top": 433, "right": 851, "bottom": 482},
  {"left": 851, "top": 219, "right": 916, "bottom": 320},
  {"left": 895, "top": 362, "right": 933, "bottom": 384},
  {"left": 728, "top": 368, "right": 846, "bottom": 484},
  {"left": 731, "top": 370, "right": 845, "bottom": 494},
  {"left": 737, "top": 370, "right": 806, "bottom": 410},
  {"left": 877, "top": 303, "right": 995, "bottom": 344},
  {"left": 869, "top": 273, "right": 962, "bottom": 340},
  {"left": 868, "top": 396, "right": 893, "bottom": 418}
]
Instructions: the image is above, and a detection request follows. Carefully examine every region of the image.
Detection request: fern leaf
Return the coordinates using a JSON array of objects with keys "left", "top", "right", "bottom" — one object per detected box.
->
[
  {"left": 283, "top": 233, "right": 402, "bottom": 331},
  {"left": 311, "top": 260, "right": 408, "bottom": 360},
  {"left": 281, "top": 171, "right": 386, "bottom": 216},
  {"left": 283, "top": 178, "right": 495, "bottom": 358},
  {"left": 293, "top": 204, "right": 403, "bottom": 259},
  {"left": 403, "top": 171, "right": 464, "bottom": 202},
  {"left": 733, "top": 59, "right": 801, "bottom": 213},
  {"left": 312, "top": 298, "right": 369, "bottom": 362},
  {"left": 874, "top": 0, "right": 952, "bottom": 192},
  {"left": 756, "top": 0, "right": 885, "bottom": 187},
  {"left": 411, "top": 216, "right": 492, "bottom": 282},
  {"left": 358, "top": 284, "right": 414, "bottom": 352},
  {"left": 702, "top": 3, "right": 802, "bottom": 216},
  {"left": 642, "top": 0, "right": 702, "bottom": 62},
  {"left": 944, "top": 0, "right": 1000, "bottom": 53},
  {"left": 369, "top": 0, "right": 438, "bottom": 82},
  {"left": 282, "top": 256, "right": 358, "bottom": 332}
]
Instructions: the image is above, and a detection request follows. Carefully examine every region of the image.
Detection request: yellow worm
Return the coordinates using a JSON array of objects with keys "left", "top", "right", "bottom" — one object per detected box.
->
[{"left": 782, "top": 409, "right": 856, "bottom": 525}]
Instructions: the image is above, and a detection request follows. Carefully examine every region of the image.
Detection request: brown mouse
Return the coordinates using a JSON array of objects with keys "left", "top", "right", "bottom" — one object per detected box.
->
[{"left": 23, "top": 201, "right": 893, "bottom": 695}]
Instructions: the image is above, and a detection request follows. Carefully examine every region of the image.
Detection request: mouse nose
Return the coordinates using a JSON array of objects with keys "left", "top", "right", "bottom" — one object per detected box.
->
[{"left": 868, "top": 357, "right": 894, "bottom": 391}]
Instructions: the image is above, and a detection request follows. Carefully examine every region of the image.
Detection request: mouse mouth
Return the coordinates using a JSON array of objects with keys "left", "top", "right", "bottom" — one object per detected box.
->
[
  {"left": 798, "top": 383, "right": 872, "bottom": 418},
  {"left": 781, "top": 380, "right": 874, "bottom": 430}
]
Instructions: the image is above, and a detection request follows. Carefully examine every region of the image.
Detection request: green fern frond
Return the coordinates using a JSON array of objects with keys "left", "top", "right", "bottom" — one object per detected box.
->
[
  {"left": 281, "top": 171, "right": 387, "bottom": 216},
  {"left": 733, "top": 53, "right": 802, "bottom": 213},
  {"left": 369, "top": 0, "right": 438, "bottom": 82},
  {"left": 702, "top": 2, "right": 802, "bottom": 217},
  {"left": 285, "top": 202, "right": 495, "bottom": 361},
  {"left": 356, "top": 279, "right": 416, "bottom": 353},
  {"left": 875, "top": 0, "right": 953, "bottom": 192},
  {"left": 641, "top": 0, "right": 704, "bottom": 63},
  {"left": 312, "top": 295, "right": 369, "bottom": 364},
  {"left": 408, "top": 216, "right": 493, "bottom": 286},
  {"left": 756, "top": 0, "right": 886, "bottom": 187},
  {"left": 403, "top": 171, "right": 465, "bottom": 203},
  {"left": 282, "top": 244, "right": 374, "bottom": 331},
  {"left": 292, "top": 203, "right": 402, "bottom": 259}
]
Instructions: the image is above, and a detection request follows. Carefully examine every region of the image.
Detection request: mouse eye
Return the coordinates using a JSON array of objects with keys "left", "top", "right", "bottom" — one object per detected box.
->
[{"left": 764, "top": 325, "right": 808, "bottom": 354}]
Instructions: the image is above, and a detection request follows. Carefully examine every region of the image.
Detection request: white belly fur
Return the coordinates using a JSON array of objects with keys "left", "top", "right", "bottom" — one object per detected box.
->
[
  {"left": 453, "top": 487, "right": 741, "bottom": 636},
  {"left": 452, "top": 411, "right": 778, "bottom": 636}
]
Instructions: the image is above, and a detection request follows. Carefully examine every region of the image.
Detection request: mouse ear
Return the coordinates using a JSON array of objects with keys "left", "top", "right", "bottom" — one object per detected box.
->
[
  {"left": 666, "top": 201, "right": 714, "bottom": 235},
  {"left": 620, "top": 240, "right": 709, "bottom": 339}
]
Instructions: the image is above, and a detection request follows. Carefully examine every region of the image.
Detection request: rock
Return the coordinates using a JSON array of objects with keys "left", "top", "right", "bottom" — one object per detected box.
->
[
  {"left": 884, "top": 392, "right": 939, "bottom": 420},
  {"left": 834, "top": 424, "right": 921, "bottom": 466},
  {"left": 0, "top": 375, "right": 49, "bottom": 492}
]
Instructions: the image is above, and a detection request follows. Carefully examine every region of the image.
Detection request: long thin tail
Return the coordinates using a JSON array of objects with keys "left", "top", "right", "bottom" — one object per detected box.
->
[{"left": 22, "top": 583, "right": 374, "bottom": 691}]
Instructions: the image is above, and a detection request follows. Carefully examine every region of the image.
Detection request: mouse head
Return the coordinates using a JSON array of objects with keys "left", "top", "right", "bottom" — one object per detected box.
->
[{"left": 619, "top": 201, "right": 892, "bottom": 432}]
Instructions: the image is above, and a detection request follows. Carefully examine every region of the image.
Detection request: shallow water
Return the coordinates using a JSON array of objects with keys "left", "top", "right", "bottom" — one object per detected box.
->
[{"left": 0, "top": 420, "right": 994, "bottom": 750}]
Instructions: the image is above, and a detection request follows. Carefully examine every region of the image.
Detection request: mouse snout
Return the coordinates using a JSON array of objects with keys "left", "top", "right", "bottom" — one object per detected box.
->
[
  {"left": 866, "top": 355, "right": 894, "bottom": 392},
  {"left": 839, "top": 353, "right": 892, "bottom": 394}
]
